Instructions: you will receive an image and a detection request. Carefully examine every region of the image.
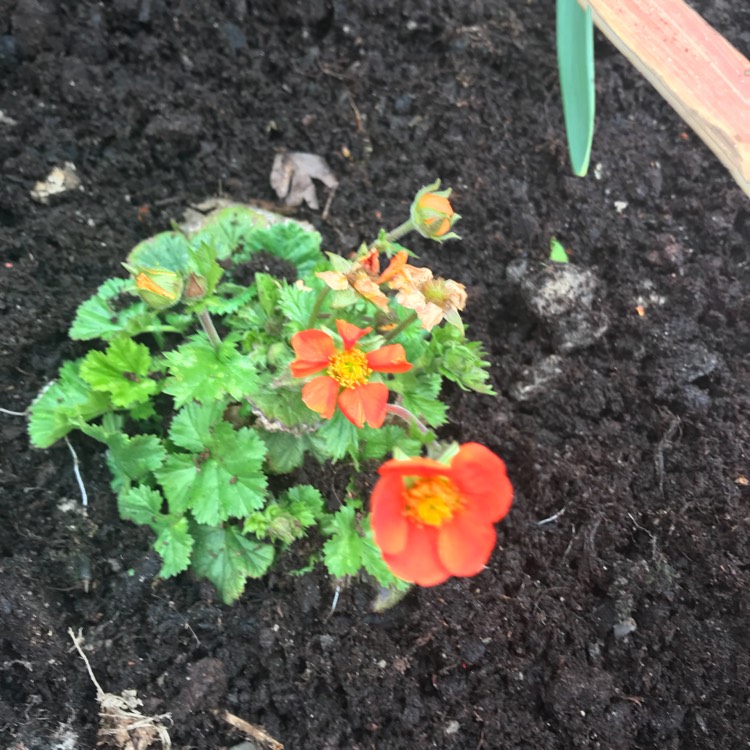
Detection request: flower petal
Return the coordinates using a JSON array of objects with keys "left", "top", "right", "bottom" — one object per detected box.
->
[
  {"left": 376, "top": 250, "right": 409, "bottom": 284},
  {"left": 378, "top": 456, "right": 451, "bottom": 479},
  {"left": 301, "top": 376, "right": 339, "bottom": 419},
  {"left": 315, "top": 271, "right": 350, "bottom": 290},
  {"left": 366, "top": 344, "right": 413, "bottom": 374},
  {"left": 290, "top": 329, "right": 335, "bottom": 378},
  {"left": 336, "top": 319, "right": 372, "bottom": 350},
  {"left": 449, "top": 443, "right": 513, "bottom": 524},
  {"left": 338, "top": 382, "right": 388, "bottom": 428},
  {"left": 381, "top": 523, "right": 450, "bottom": 586},
  {"left": 370, "top": 473, "right": 409, "bottom": 555},
  {"left": 437, "top": 514, "right": 496, "bottom": 577}
]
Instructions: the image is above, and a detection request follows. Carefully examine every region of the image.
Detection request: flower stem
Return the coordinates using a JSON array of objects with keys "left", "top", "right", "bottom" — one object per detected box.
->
[
  {"left": 385, "top": 403, "right": 429, "bottom": 435},
  {"left": 198, "top": 309, "right": 222, "bottom": 349},
  {"left": 384, "top": 219, "right": 415, "bottom": 244},
  {"left": 383, "top": 311, "right": 418, "bottom": 341},
  {"left": 307, "top": 287, "right": 331, "bottom": 328}
]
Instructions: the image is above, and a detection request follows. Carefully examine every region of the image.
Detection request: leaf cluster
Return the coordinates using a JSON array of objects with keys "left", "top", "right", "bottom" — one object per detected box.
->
[{"left": 28, "top": 207, "right": 496, "bottom": 603}]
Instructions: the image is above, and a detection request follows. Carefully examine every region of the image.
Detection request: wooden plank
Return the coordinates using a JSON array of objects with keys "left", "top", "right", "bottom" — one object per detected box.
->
[{"left": 577, "top": 0, "right": 750, "bottom": 197}]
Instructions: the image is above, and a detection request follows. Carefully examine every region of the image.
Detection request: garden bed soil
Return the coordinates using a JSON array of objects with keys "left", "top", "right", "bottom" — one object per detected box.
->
[{"left": 1, "top": 1, "right": 749, "bottom": 748}]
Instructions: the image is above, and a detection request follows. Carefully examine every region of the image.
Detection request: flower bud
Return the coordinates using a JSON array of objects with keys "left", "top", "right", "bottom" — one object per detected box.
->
[
  {"left": 184, "top": 272, "right": 207, "bottom": 301},
  {"left": 124, "top": 264, "right": 184, "bottom": 310},
  {"left": 410, "top": 180, "right": 461, "bottom": 242}
]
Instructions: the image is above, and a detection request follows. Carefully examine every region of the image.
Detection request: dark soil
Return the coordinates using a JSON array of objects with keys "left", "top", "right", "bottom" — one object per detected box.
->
[{"left": 1, "top": 1, "right": 749, "bottom": 748}]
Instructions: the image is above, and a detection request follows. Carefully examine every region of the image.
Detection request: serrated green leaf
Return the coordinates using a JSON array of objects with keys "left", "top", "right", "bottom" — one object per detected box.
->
[
  {"left": 155, "top": 517, "right": 194, "bottom": 578},
  {"left": 28, "top": 361, "right": 112, "bottom": 448},
  {"left": 322, "top": 504, "right": 365, "bottom": 577},
  {"left": 156, "top": 424, "right": 267, "bottom": 525},
  {"left": 249, "top": 223, "right": 323, "bottom": 275},
  {"left": 277, "top": 281, "right": 318, "bottom": 328},
  {"left": 258, "top": 430, "right": 307, "bottom": 473},
  {"left": 127, "top": 231, "right": 192, "bottom": 274},
  {"left": 192, "top": 525, "right": 275, "bottom": 604},
  {"left": 429, "top": 327, "right": 495, "bottom": 395},
  {"left": 359, "top": 516, "right": 410, "bottom": 590},
  {"left": 69, "top": 278, "right": 164, "bottom": 341},
  {"left": 168, "top": 400, "right": 227, "bottom": 452},
  {"left": 396, "top": 372, "right": 448, "bottom": 428},
  {"left": 80, "top": 338, "right": 158, "bottom": 408},
  {"left": 361, "top": 424, "right": 422, "bottom": 461},
  {"left": 187, "top": 205, "right": 278, "bottom": 261},
  {"left": 255, "top": 273, "right": 282, "bottom": 316},
  {"left": 106, "top": 433, "right": 166, "bottom": 492},
  {"left": 163, "top": 336, "right": 257, "bottom": 408},
  {"left": 281, "top": 485, "right": 325, "bottom": 528},
  {"left": 118, "top": 484, "right": 166, "bottom": 528},
  {"left": 311, "top": 410, "right": 360, "bottom": 462}
]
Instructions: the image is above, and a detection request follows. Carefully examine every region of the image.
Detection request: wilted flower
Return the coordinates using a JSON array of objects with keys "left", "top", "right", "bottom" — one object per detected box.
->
[
  {"left": 410, "top": 180, "right": 460, "bottom": 242},
  {"left": 378, "top": 251, "right": 467, "bottom": 331},
  {"left": 316, "top": 248, "right": 390, "bottom": 311},
  {"left": 290, "top": 319, "right": 412, "bottom": 428},
  {"left": 370, "top": 443, "right": 512, "bottom": 586}
]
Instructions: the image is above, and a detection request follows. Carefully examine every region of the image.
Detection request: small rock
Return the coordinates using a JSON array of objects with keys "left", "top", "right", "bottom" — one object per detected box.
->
[
  {"left": 509, "top": 355, "right": 564, "bottom": 402},
  {"left": 444, "top": 720, "right": 460, "bottom": 735},
  {"left": 613, "top": 617, "right": 637, "bottom": 639}
]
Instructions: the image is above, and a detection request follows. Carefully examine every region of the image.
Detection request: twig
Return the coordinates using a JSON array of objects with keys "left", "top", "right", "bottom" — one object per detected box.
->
[
  {"left": 214, "top": 709, "right": 284, "bottom": 749},
  {"left": 321, "top": 184, "right": 337, "bottom": 221},
  {"left": 536, "top": 506, "right": 566, "bottom": 526},
  {"left": 65, "top": 437, "right": 88, "bottom": 508}
]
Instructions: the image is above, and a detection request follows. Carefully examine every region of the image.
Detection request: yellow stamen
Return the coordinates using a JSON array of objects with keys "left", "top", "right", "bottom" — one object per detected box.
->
[
  {"left": 327, "top": 348, "right": 372, "bottom": 389},
  {"left": 403, "top": 476, "right": 464, "bottom": 527}
]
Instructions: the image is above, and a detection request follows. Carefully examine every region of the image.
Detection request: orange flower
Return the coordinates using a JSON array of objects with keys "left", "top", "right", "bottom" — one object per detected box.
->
[
  {"left": 370, "top": 443, "right": 513, "bottom": 586},
  {"left": 290, "top": 319, "right": 412, "bottom": 428}
]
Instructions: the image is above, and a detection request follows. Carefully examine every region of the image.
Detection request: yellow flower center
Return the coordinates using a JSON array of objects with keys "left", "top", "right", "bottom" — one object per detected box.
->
[
  {"left": 327, "top": 348, "right": 372, "bottom": 389},
  {"left": 403, "top": 476, "right": 464, "bottom": 527}
]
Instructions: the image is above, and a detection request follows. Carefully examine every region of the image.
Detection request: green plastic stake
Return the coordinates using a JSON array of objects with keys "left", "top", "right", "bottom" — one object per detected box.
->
[{"left": 557, "top": 0, "right": 596, "bottom": 177}]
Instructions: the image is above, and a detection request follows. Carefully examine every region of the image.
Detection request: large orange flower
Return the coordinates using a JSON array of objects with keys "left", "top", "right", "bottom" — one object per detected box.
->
[
  {"left": 290, "top": 319, "right": 412, "bottom": 428},
  {"left": 370, "top": 443, "right": 513, "bottom": 586}
]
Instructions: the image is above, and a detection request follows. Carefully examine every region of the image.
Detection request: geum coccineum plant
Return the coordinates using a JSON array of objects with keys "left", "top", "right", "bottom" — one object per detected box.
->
[{"left": 28, "top": 180, "right": 512, "bottom": 605}]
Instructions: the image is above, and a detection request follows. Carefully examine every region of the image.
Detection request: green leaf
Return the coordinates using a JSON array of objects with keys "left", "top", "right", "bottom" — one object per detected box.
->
[
  {"left": 322, "top": 504, "right": 366, "bottom": 577},
  {"left": 557, "top": 0, "right": 595, "bottom": 176},
  {"left": 156, "top": 420, "right": 268, "bottom": 525},
  {"left": 248, "top": 223, "right": 323, "bottom": 276},
  {"left": 69, "top": 278, "right": 163, "bottom": 341},
  {"left": 359, "top": 516, "right": 410, "bottom": 590},
  {"left": 311, "top": 411, "right": 360, "bottom": 462},
  {"left": 80, "top": 338, "right": 159, "bottom": 408},
  {"left": 429, "top": 327, "right": 495, "bottom": 395},
  {"left": 28, "top": 361, "right": 112, "bottom": 448},
  {"left": 361, "top": 424, "right": 423, "bottom": 461},
  {"left": 187, "top": 205, "right": 279, "bottom": 261},
  {"left": 281, "top": 485, "right": 325, "bottom": 528},
  {"left": 168, "top": 400, "right": 227, "bottom": 452},
  {"left": 155, "top": 517, "right": 194, "bottom": 578},
  {"left": 106, "top": 433, "right": 166, "bottom": 492},
  {"left": 163, "top": 336, "right": 257, "bottom": 408},
  {"left": 127, "top": 231, "right": 192, "bottom": 274},
  {"left": 192, "top": 525, "right": 275, "bottom": 604},
  {"left": 396, "top": 372, "right": 448, "bottom": 428},
  {"left": 118, "top": 484, "right": 166, "bottom": 528},
  {"left": 549, "top": 237, "right": 570, "bottom": 264},
  {"left": 277, "top": 281, "right": 318, "bottom": 328},
  {"left": 255, "top": 273, "right": 282, "bottom": 316},
  {"left": 258, "top": 430, "right": 307, "bottom": 473}
]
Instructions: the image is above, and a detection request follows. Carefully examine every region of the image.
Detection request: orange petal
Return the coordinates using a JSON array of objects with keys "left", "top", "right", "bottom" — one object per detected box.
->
[
  {"left": 381, "top": 523, "right": 450, "bottom": 586},
  {"left": 336, "top": 319, "right": 372, "bottom": 350},
  {"left": 378, "top": 455, "right": 450, "bottom": 480},
  {"left": 338, "top": 382, "right": 388, "bottom": 428},
  {"left": 301, "top": 376, "right": 339, "bottom": 419},
  {"left": 366, "top": 344, "right": 413, "bottom": 374},
  {"left": 449, "top": 443, "right": 513, "bottom": 524},
  {"left": 370, "top": 473, "right": 409, "bottom": 555},
  {"left": 437, "top": 515, "right": 496, "bottom": 577},
  {"left": 315, "top": 271, "right": 350, "bottom": 291},
  {"left": 376, "top": 250, "right": 409, "bottom": 284},
  {"left": 290, "top": 330, "right": 335, "bottom": 378}
]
